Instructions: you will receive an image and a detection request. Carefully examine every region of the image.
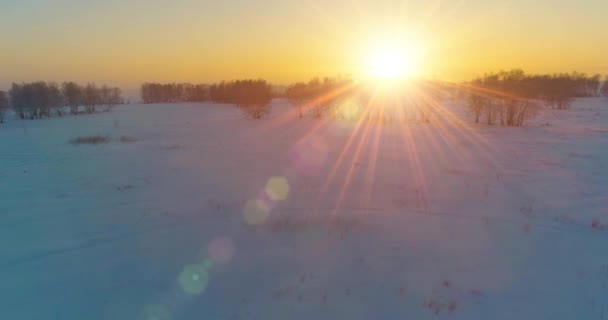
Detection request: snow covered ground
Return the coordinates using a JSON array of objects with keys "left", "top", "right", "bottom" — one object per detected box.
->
[{"left": 1, "top": 98, "right": 607, "bottom": 319}]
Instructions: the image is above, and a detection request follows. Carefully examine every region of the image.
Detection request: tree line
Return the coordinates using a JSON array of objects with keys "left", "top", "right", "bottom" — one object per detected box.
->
[
  {"left": 141, "top": 80, "right": 273, "bottom": 103},
  {"left": 141, "top": 83, "right": 208, "bottom": 103},
  {"left": 208, "top": 79, "right": 274, "bottom": 119},
  {"left": 465, "top": 70, "right": 608, "bottom": 127},
  {"left": 141, "top": 80, "right": 273, "bottom": 119},
  {"left": 286, "top": 77, "right": 445, "bottom": 123},
  {"left": 286, "top": 77, "right": 356, "bottom": 119},
  {"left": 139, "top": 71, "right": 608, "bottom": 123},
  {"left": 2, "top": 82, "right": 123, "bottom": 121},
  {"left": 284, "top": 71, "right": 608, "bottom": 126}
]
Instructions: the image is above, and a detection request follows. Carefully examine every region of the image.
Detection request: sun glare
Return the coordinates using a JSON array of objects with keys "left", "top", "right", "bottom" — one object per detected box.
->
[{"left": 364, "top": 38, "right": 422, "bottom": 81}]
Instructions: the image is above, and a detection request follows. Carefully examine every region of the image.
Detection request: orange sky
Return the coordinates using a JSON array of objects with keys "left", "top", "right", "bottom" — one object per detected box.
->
[{"left": 1, "top": 0, "right": 607, "bottom": 91}]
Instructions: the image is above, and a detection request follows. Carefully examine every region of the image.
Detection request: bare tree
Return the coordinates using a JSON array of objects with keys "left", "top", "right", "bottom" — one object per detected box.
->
[
  {"left": 9, "top": 83, "right": 27, "bottom": 119},
  {"left": 31, "top": 82, "right": 50, "bottom": 118},
  {"left": 309, "top": 77, "right": 351, "bottom": 119},
  {"left": 83, "top": 83, "right": 99, "bottom": 113},
  {"left": 48, "top": 83, "right": 63, "bottom": 116},
  {"left": 465, "top": 70, "right": 541, "bottom": 127},
  {"left": 602, "top": 75, "right": 608, "bottom": 97},
  {"left": 286, "top": 82, "right": 308, "bottom": 118},
  {"left": 62, "top": 82, "right": 83, "bottom": 114},
  {"left": 0, "top": 91, "right": 8, "bottom": 124},
  {"left": 468, "top": 92, "right": 484, "bottom": 123},
  {"left": 232, "top": 80, "right": 273, "bottom": 119},
  {"left": 99, "top": 85, "right": 111, "bottom": 112},
  {"left": 99, "top": 85, "right": 122, "bottom": 112},
  {"left": 109, "top": 87, "right": 123, "bottom": 111},
  {"left": 417, "top": 82, "right": 442, "bottom": 123}
]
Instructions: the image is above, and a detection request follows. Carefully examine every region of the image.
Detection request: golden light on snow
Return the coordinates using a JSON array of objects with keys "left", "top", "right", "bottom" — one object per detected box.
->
[
  {"left": 178, "top": 264, "right": 210, "bottom": 295},
  {"left": 289, "top": 135, "right": 329, "bottom": 175},
  {"left": 242, "top": 199, "right": 271, "bottom": 225},
  {"left": 338, "top": 100, "right": 362, "bottom": 121},
  {"left": 265, "top": 176, "right": 290, "bottom": 201},
  {"left": 140, "top": 304, "right": 172, "bottom": 320}
]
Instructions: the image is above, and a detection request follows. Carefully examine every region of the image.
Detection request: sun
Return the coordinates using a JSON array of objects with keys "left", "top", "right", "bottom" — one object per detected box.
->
[
  {"left": 363, "top": 38, "right": 422, "bottom": 81},
  {"left": 369, "top": 50, "right": 409, "bottom": 79}
]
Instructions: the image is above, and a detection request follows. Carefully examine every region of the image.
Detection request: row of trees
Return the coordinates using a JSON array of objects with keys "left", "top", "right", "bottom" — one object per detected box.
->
[
  {"left": 286, "top": 77, "right": 357, "bottom": 119},
  {"left": 466, "top": 70, "right": 533, "bottom": 126},
  {"left": 140, "top": 77, "right": 446, "bottom": 122},
  {"left": 134, "top": 71, "right": 608, "bottom": 125},
  {"left": 222, "top": 80, "right": 273, "bottom": 119},
  {"left": 471, "top": 70, "right": 605, "bottom": 109},
  {"left": 141, "top": 80, "right": 273, "bottom": 119},
  {"left": 286, "top": 77, "right": 445, "bottom": 123},
  {"left": 466, "top": 70, "right": 608, "bottom": 126},
  {"left": 141, "top": 83, "right": 208, "bottom": 103},
  {"left": 289, "top": 71, "right": 608, "bottom": 126},
  {"left": 6, "top": 82, "right": 122, "bottom": 120}
]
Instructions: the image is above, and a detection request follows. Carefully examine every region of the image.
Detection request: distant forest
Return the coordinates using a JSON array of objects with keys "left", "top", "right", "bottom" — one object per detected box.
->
[
  {"left": 0, "top": 82, "right": 123, "bottom": 122},
  {"left": 141, "top": 80, "right": 272, "bottom": 105},
  {"left": 0, "top": 71, "right": 607, "bottom": 125},
  {"left": 140, "top": 71, "right": 608, "bottom": 107},
  {"left": 141, "top": 80, "right": 274, "bottom": 119}
]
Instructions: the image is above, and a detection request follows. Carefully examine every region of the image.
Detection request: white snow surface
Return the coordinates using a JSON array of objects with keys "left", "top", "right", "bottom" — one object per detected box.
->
[{"left": 1, "top": 98, "right": 608, "bottom": 319}]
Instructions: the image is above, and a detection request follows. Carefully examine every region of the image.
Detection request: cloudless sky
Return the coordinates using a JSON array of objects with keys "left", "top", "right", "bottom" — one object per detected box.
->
[{"left": 1, "top": 0, "right": 607, "bottom": 90}]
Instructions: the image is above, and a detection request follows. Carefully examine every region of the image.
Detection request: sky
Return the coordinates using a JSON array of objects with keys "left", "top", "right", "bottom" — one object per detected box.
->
[{"left": 1, "top": 0, "right": 607, "bottom": 91}]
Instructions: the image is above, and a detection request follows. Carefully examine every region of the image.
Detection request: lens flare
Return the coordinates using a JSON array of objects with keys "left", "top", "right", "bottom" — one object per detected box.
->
[
  {"left": 178, "top": 264, "right": 210, "bottom": 295},
  {"left": 265, "top": 176, "right": 290, "bottom": 201},
  {"left": 243, "top": 199, "right": 270, "bottom": 225},
  {"left": 140, "top": 304, "right": 172, "bottom": 320},
  {"left": 201, "top": 257, "right": 214, "bottom": 270}
]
